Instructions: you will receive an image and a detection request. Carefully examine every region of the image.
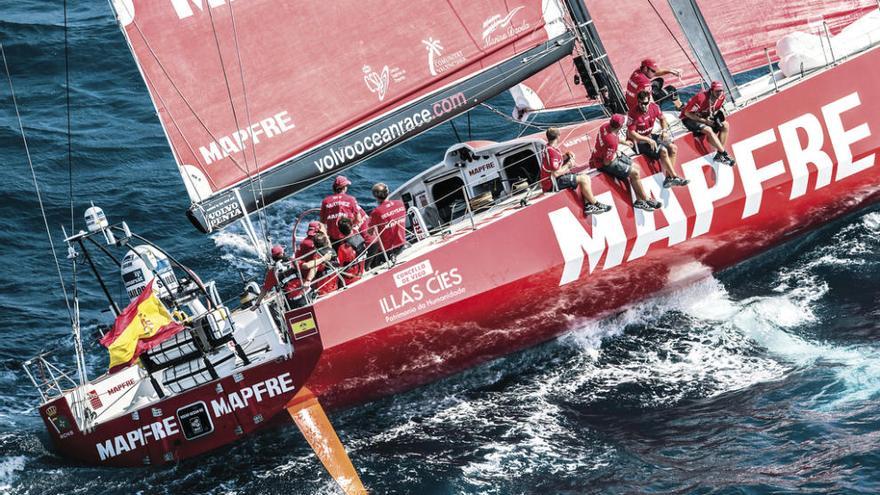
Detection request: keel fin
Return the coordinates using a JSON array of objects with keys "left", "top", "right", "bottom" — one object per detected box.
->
[{"left": 286, "top": 387, "right": 367, "bottom": 494}]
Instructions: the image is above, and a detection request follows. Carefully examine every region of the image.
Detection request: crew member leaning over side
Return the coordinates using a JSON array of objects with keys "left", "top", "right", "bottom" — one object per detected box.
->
[
  {"left": 627, "top": 91, "right": 689, "bottom": 188},
  {"left": 539, "top": 127, "right": 611, "bottom": 216},
  {"left": 591, "top": 114, "right": 661, "bottom": 212}
]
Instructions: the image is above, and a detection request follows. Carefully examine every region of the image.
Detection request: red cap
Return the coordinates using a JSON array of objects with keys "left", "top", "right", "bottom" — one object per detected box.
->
[
  {"left": 641, "top": 58, "right": 658, "bottom": 71},
  {"left": 609, "top": 114, "right": 626, "bottom": 129},
  {"left": 306, "top": 221, "right": 321, "bottom": 235},
  {"left": 333, "top": 175, "right": 351, "bottom": 189},
  {"left": 710, "top": 80, "right": 724, "bottom": 91},
  {"left": 270, "top": 245, "right": 285, "bottom": 260}
]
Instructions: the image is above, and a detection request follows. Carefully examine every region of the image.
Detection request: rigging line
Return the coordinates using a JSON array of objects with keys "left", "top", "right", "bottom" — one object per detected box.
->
[
  {"left": 225, "top": 2, "right": 271, "bottom": 244},
  {"left": 204, "top": 5, "right": 269, "bottom": 244},
  {"left": 555, "top": 55, "right": 597, "bottom": 123},
  {"left": 443, "top": 0, "right": 481, "bottom": 51},
  {"left": 685, "top": 0, "right": 728, "bottom": 90},
  {"left": 107, "top": 0, "right": 216, "bottom": 194},
  {"left": 480, "top": 103, "right": 545, "bottom": 130},
  {"left": 63, "top": 4, "right": 85, "bottom": 387},
  {"left": 64, "top": 0, "right": 74, "bottom": 233},
  {"left": 646, "top": 0, "right": 704, "bottom": 85},
  {"left": 449, "top": 120, "right": 462, "bottom": 142},
  {"left": 1, "top": 41, "right": 74, "bottom": 323},
  {"left": 123, "top": 13, "right": 253, "bottom": 178}
]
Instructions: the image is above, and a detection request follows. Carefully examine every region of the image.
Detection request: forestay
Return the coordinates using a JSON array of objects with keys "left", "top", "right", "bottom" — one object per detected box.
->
[{"left": 109, "top": 0, "right": 578, "bottom": 233}]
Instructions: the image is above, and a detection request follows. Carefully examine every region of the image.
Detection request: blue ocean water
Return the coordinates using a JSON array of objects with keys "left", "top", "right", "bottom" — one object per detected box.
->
[{"left": 1, "top": 3, "right": 879, "bottom": 494}]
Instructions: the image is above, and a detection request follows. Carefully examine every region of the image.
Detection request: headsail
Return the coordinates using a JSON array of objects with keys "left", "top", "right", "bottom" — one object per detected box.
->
[
  {"left": 512, "top": 0, "right": 878, "bottom": 117},
  {"left": 110, "top": 0, "right": 578, "bottom": 232}
]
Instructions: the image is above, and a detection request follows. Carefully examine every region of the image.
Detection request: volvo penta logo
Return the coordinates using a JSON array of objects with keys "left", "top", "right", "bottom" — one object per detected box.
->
[{"left": 422, "top": 37, "right": 466, "bottom": 77}]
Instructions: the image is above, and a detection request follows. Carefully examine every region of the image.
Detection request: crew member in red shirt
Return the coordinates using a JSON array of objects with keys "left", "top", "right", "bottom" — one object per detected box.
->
[
  {"left": 309, "top": 233, "right": 339, "bottom": 296},
  {"left": 627, "top": 91, "right": 689, "bottom": 188},
  {"left": 252, "top": 244, "right": 331, "bottom": 309},
  {"left": 590, "top": 114, "right": 660, "bottom": 211},
  {"left": 539, "top": 127, "right": 611, "bottom": 216},
  {"left": 320, "top": 175, "right": 361, "bottom": 243},
  {"left": 681, "top": 81, "right": 735, "bottom": 166},
  {"left": 367, "top": 182, "right": 407, "bottom": 269},
  {"left": 625, "top": 58, "right": 683, "bottom": 112},
  {"left": 294, "top": 221, "right": 323, "bottom": 258},
  {"left": 336, "top": 217, "right": 365, "bottom": 286}
]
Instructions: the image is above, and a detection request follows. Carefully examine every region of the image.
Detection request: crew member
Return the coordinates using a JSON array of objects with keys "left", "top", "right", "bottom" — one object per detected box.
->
[
  {"left": 681, "top": 81, "right": 735, "bottom": 166},
  {"left": 625, "top": 58, "right": 683, "bottom": 112},
  {"left": 367, "top": 182, "right": 407, "bottom": 269},
  {"left": 539, "top": 127, "right": 611, "bottom": 216},
  {"left": 295, "top": 221, "right": 324, "bottom": 258},
  {"left": 309, "top": 232, "right": 339, "bottom": 296},
  {"left": 590, "top": 114, "right": 661, "bottom": 211},
  {"left": 627, "top": 91, "right": 689, "bottom": 188},
  {"left": 320, "top": 176, "right": 361, "bottom": 244},
  {"left": 336, "top": 217, "right": 365, "bottom": 287},
  {"left": 252, "top": 244, "right": 331, "bottom": 309}
]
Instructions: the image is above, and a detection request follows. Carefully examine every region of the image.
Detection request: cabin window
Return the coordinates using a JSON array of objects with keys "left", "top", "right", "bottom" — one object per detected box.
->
[
  {"left": 401, "top": 192, "right": 413, "bottom": 210},
  {"left": 431, "top": 175, "right": 466, "bottom": 225},
  {"left": 472, "top": 177, "right": 504, "bottom": 199},
  {"left": 503, "top": 150, "right": 540, "bottom": 186}
]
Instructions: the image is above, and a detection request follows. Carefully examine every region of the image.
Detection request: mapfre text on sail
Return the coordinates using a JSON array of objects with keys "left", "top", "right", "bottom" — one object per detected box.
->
[{"left": 198, "top": 110, "right": 295, "bottom": 166}]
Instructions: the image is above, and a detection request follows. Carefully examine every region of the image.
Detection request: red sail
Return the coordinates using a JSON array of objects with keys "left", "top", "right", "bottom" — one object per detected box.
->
[
  {"left": 110, "top": 0, "right": 571, "bottom": 208},
  {"left": 513, "top": 0, "right": 878, "bottom": 116}
]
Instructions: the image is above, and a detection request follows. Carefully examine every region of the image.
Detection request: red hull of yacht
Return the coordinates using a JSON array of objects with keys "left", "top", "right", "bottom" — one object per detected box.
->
[
  {"left": 39, "top": 321, "right": 322, "bottom": 467},
  {"left": 304, "top": 47, "right": 880, "bottom": 408}
]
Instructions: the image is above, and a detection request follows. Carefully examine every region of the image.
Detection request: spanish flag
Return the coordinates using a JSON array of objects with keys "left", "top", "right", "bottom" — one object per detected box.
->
[{"left": 100, "top": 280, "right": 184, "bottom": 372}]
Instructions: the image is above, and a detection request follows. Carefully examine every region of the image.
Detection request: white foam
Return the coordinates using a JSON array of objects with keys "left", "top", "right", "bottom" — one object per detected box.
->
[{"left": 0, "top": 456, "right": 27, "bottom": 492}]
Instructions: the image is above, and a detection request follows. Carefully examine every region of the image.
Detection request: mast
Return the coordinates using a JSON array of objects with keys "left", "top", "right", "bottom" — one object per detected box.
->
[
  {"left": 561, "top": 0, "right": 627, "bottom": 115},
  {"left": 666, "top": 0, "right": 741, "bottom": 101}
]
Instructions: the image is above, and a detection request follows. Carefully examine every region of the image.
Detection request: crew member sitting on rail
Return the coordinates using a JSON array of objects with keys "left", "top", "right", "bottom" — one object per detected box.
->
[
  {"left": 681, "top": 81, "right": 736, "bottom": 166},
  {"left": 626, "top": 58, "right": 683, "bottom": 112},
  {"left": 309, "top": 232, "right": 339, "bottom": 296},
  {"left": 252, "top": 244, "right": 332, "bottom": 309},
  {"left": 367, "top": 182, "right": 407, "bottom": 269},
  {"left": 591, "top": 114, "right": 661, "bottom": 212},
  {"left": 336, "top": 217, "right": 366, "bottom": 287},
  {"left": 628, "top": 91, "right": 689, "bottom": 188},
  {"left": 320, "top": 175, "right": 362, "bottom": 244},
  {"left": 540, "top": 127, "right": 611, "bottom": 216}
]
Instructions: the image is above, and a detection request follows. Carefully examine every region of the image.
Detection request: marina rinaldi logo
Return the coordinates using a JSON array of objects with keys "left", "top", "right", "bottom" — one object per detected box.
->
[
  {"left": 422, "top": 37, "right": 466, "bottom": 77},
  {"left": 481, "top": 7, "right": 530, "bottom": 48}
]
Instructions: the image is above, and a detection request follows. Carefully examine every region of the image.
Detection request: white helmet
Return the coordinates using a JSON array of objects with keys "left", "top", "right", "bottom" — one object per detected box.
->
[{"left": 121, "top": 245, "right": 180, "bottom": 301}]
